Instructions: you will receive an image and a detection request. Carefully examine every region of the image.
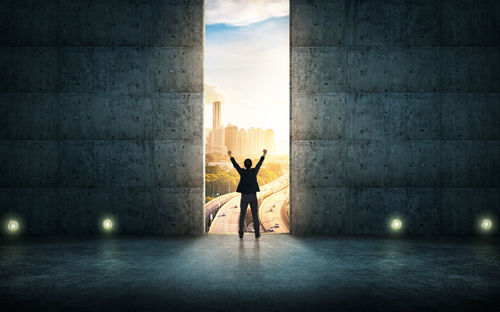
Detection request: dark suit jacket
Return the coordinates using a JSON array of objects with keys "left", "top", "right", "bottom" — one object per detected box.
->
[{"left": 230, "top": 156, "right": 265, "bottom": 194}]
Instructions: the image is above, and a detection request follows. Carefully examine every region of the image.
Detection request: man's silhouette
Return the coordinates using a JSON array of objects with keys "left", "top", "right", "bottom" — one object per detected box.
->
[{"left": 228, "top": 149, "right": 267, "bottom": 239}]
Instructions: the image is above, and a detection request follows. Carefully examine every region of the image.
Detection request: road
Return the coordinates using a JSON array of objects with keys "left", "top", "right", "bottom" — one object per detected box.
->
[
  {"left": 258, "top": 187, "right": 289, "bottom": 233},
  {"left": 209, "top": 173, "right": 289, "bottom": 234},
  {"left": 207, "top": 195, "right": 243, "bottom": 233},
  {"left": 204, "top": 192, "right": 239, "bottom": 231}
]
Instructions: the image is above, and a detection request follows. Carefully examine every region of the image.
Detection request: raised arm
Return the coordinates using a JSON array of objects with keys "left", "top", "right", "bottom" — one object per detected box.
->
[
  {"left": 255, "top": 149, "right": 267, "bottom": 174},
  {"left": 228, "top": 151, "right": 243, "bottom": 175}
]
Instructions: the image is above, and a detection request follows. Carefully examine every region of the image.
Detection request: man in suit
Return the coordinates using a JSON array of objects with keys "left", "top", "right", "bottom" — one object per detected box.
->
[{"left": 228, "top": 149, "right": 267, "bottom": 239}]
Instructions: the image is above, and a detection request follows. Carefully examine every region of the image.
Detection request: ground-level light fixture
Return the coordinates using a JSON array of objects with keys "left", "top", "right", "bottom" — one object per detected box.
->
[
  {"left": 480, "top": 218, "right": 493, "bottom": 231},
  {"left": 7, "top": 220, "right": 20, "bottom": 233},
  {"left": 391, "top": 218, "right": 402, "bottom": 231},
  {"left": 102, "top": 218, "right": 113, "bottom": 231}
]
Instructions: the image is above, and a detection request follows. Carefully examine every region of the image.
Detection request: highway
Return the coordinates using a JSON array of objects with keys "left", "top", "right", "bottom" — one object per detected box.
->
[
  {"left": 258, "top": 187, "right": 289, "bottom": 233},
  {"left": 204, "top": 192, "right": 239, "bottom": 231},
  {"left": 208, "top": 172, "right": 289, "bottom": 234},
  {"left": 207, "top": 195, "right": 243, "bottom": 233}
]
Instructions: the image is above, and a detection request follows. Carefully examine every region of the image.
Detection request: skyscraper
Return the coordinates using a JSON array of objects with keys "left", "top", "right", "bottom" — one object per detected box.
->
[
  {"left": 213, "top": 127, "right": 226, "bottom": 153},
  {"left": 238, "top": 128, "right": 248, "bottom": 156},
  {"left": 265, "top": 129, "right": 276, "bottom": 154},
  {"left": 212, "top": 101, "right": 221, "bottom": 130},
  {"left": 225, "top": 123, "right": 238, "bottom": 154},
  {"left": 205, "top": 101, "right": 226, "bottom": 154},
  {"left": 249, "top": 127, "right": 258, "bottom": 156}
]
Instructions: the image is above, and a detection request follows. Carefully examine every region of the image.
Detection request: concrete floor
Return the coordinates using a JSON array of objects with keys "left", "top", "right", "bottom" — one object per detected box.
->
[{"left": 1, "top": 235, "right": 499, "bottom": 312}]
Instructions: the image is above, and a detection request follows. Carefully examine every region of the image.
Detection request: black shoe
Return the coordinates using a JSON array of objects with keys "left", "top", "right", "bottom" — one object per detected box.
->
[
  {"left": 238, "top": 230, "right": 244, "bottom": 239},
  {"left": 255, "top": 232, "right": 260, "bottom": 239}
]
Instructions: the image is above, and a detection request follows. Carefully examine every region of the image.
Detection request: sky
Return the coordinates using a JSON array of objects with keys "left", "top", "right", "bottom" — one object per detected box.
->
[{"left": 204, "top": 0, "right": 289, "bottom": 155}]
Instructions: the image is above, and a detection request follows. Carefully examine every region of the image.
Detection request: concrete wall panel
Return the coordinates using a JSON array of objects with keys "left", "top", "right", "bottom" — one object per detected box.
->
[
  {"left": 153, "top": 93, "right": 203, "bottom": 140},
  {"left": 292, "top": 47, "right": 346, "bottom": 93},
  {"left": 0, "top": 94, "right": 155, "bottom": 140},
  {"left": 441, "top": 93, "right": 500, "bottom": 140},
  {"left": 346, "top": 141, "right": 388, "bottom": 187},
  {"left": 154, "top": 47, "right": 203, "bottom": 93},
  {"left": 441, "top": 48, "right": 500, "bottom": 92},
  {"left": 346, "top": 187, "right": 441, "bottom": 235},
  {"left": 153, "top": 0, "right": 204, "bottom": 48},
  {"left": 441, "top": 0, "right": 500, "bottom": 46},
  {"left": 291, "top": 0, "right": 345, "bottom": 47},
  {"left": 292, "top": 187, "right": 345, "bottom": 234},
  {"left": 94, "top": 140, "right": 155, "bottom": 188},
  {"left": 347, "top": 47, "right": 440, "bottom": 93},
  {"left": 0, "top": 0, "right": 60, "bottom": 47},
  {"left": 60, "top": 0, "right": 154, "bottom": 47},
  {"left": 345, "top": 93, "right": 440, "bottom": 140},
  {"left": 292, "top": 93, "right": 345, "bottom": 141},
  {"left": 440, "top": 188, "right": 500, "bottom": 235},
  {"left": 292, "top": 140, "right": 345, "bottom": 188},
  {"left": 153, "top": 187, "right": 204, "bottom": 234},
  {"left": 59, "top": 94, "right": 153, "bottom": 140},
  {"left": 346, "top": 0, "right": 440, "bottom": 47},
  {"left": 154, "top": 139, "right": 203, "bottom": 188}
]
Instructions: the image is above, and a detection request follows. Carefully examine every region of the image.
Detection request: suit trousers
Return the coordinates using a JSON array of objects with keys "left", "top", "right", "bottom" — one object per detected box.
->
[{"left": 239, "top": 193, "right": 259, "bottom": 233}]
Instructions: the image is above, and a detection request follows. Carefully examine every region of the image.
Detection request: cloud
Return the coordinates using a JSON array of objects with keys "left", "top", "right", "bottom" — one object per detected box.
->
[{"left": 205, "top": 0, "right": 289, "bottom": 26}]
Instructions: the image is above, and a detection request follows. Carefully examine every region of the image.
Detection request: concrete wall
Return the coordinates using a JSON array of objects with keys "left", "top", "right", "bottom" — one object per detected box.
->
[
  {"left": 291, "top": 0, "right": 500, "bottom": 235},
  {"left": 0, "top": 0, "right": 204, "bottom": 234}
]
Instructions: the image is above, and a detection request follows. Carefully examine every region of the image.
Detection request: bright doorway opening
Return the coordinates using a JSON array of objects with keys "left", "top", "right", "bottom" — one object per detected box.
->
[{"left": 204, "top": 0, "right": 290, "bottom": 234}]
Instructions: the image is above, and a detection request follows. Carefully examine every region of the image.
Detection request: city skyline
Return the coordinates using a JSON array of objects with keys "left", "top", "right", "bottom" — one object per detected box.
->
[{"left": 205, "top": 100, "right": 277, "bottom": 156}]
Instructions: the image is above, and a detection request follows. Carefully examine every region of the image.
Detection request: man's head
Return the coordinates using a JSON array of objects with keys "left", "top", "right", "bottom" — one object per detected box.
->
[{"left": 244, "top": 158, "right": 252, "bottom": 169}]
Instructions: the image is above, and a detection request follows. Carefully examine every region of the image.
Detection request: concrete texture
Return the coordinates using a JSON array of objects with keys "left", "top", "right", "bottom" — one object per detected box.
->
[
  {"left": 291, "top": 0, "right": 500, "bottom": 234},
  {"left": 1, "top": 236, "right": 500, "bottom": 311},
  {"left": 0, "top": 0, "right": 204, "bottom": 234}
]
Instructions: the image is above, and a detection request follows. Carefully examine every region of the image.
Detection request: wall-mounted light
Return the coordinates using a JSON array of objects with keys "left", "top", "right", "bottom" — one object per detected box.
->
[
  {"left": 391, "top": 218, "right": 402, "bottom": 231},
  {"left": 102, "top": 218, "right": 113, "bottom": 231},
  {"left": 480, "top": 218, "right": 493, "bottom": 232},
  {"left": 7, "top": 220, "right": 20, "bottom": 233}
]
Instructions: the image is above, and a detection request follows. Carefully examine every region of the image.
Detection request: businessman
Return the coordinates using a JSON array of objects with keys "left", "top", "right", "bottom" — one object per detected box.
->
[{"left": 228, "top": 149, "right": 267, "bottom": 239}]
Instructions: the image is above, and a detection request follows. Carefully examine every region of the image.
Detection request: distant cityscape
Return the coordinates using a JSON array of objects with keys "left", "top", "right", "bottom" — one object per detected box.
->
[{"left": 205, "top": 101, "right": 277, "bottom": 157}]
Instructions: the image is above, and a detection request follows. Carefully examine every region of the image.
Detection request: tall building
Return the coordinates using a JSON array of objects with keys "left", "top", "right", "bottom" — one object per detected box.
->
[
  {"left": 257, "top": 128, "right": 265, "bottom": 156},
  {"left": 248, "top": 127, "right": 258, "bottom": 156},
  {"left": 213, "top": 127, "right": 226, "bottom": 152},
  {"left": 237, "top": 128, "right": 248, "bottom": 156},
  {"left": 265, "top": 129, "right": 276, "bottom": 154},
  {"left": 206, "top": 101, "right": 226, "bottom": 154},
  {"left": 225, "top": 124, "right": 238, "bottom": 155},
  {"left": 212, "top": 101, "right": 221, "bottom": 130}
]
